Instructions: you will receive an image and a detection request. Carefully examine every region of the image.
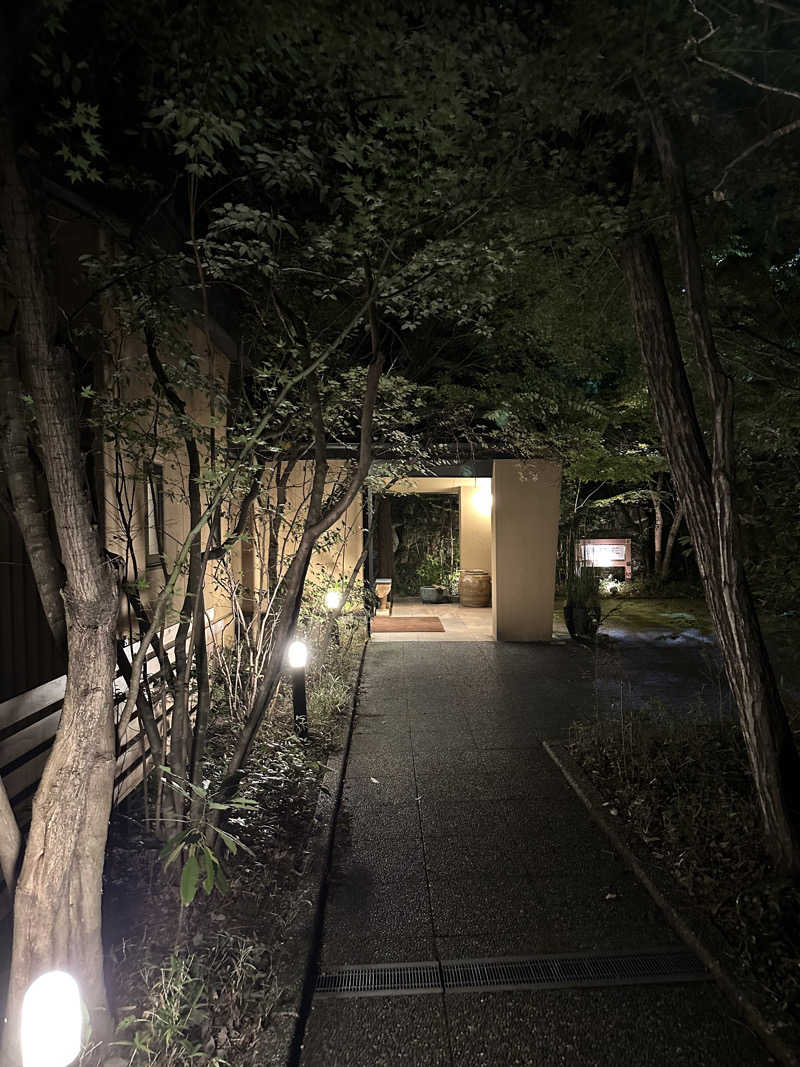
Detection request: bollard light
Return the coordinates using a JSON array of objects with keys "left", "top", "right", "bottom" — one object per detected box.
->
[
  {"left": 21, "top": 971, "right": 82, "bottom": 1067},
  {"left": 325, "top": 589, "right": 343, "bottom": 612},
  {"left": 287, "top": 639, "right": 309, "bottom": 738},
  {"left": 287, "top": 639, "right": 308, "bottom": 670}
]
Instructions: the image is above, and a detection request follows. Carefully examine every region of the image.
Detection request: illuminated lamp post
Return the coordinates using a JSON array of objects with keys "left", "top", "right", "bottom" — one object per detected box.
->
[
  {"left": 287, "top": 639, "right": 309, "bottom": 739},
  {"left": 21, "top": 971, "right": 82, "bottom": 1067},
  {"left": 325, "top": 588, "right": 343, "bottom": 646}
]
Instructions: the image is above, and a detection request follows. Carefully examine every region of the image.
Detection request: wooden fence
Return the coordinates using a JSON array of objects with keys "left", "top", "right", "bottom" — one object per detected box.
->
[{"left": 0, "top": 611, "right": 228, "bottom": 832}]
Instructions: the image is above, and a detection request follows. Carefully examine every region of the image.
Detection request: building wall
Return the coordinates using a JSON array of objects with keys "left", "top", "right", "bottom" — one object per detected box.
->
[
  {"left": 459, "top": 482, "right": 492, "bottom": 573},
  {"left": 101, "top": 323, "right": 235, "bottom": 633},
  {"left": 253, "top": 460, "right": 364, "bottom": 606},
  {"left": 492, "top": 459, "right": 561, "bottom": 642}
]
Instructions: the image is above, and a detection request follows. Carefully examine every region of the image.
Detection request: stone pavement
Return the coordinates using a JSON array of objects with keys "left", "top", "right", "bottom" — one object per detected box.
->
[{"left": 299, "top": 641, "right": 771, "bottom": 1066}]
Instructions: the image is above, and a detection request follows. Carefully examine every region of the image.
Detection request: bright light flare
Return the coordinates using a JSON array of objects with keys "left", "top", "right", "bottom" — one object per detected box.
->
[
  {"left": 21, "top": 971, "right": 82, "bottom": 1067},
  {"left": 325, "top": 589, "right": 343, "bottom": 612},
  {"left": 287, "top": 639, "right": 309, "bottom": 670},
  {"left": 473, "top": 486, "right": 492, "bottom": 516}
]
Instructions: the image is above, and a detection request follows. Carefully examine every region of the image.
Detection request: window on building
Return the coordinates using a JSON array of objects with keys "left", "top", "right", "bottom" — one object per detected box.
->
[{"left": 145, "top": 463, "right": 164, "bottom": 568}]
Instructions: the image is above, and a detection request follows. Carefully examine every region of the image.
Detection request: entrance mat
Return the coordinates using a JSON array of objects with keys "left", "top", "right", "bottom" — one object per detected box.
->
[
  {"left": 315, "top": 948, "right": 708, "bottom": 998},
  {"left": 372, "top": 616, "right": 445, "bottom": 633}
]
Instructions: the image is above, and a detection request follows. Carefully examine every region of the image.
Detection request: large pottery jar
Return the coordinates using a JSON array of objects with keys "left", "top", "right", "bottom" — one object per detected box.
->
[
  {"left": 459, "top": 569, "right": 491, "bottom": 608},
  {"left": 563, "top": 602, "right": 601, "bottom": 640}
]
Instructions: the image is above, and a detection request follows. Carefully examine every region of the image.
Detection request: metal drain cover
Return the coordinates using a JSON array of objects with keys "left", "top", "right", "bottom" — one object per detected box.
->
[
  {"left": 315, "top": 961, "right": 441, "bottom": 997},
  {"left": 315, "top": 949, "right": 707, "bottom": 998}
]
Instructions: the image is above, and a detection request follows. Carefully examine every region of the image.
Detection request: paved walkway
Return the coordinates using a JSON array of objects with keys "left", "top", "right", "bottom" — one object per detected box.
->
[{"left": 300, "top": 641, "right": 770, "bottom": 1065}]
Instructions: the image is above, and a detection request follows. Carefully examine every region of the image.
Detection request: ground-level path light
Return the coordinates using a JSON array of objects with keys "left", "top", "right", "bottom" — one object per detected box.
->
[
  {"left": 287, "top": 638, "right": 309, "bottom": 739},
  {"left": 21, "top": 971, "right": 82, "bottom": 1067},
  {"left": 325, "top": 588, "right": 343, "bottom": 646}
]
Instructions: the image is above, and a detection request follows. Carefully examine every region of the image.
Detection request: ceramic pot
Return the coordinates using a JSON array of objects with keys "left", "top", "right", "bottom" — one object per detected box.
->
[
  {"left": 459, "top": 569, "right": 491, "bottom": 608},
  {"left": 420, "top": 585, "right": 446, "bottom": 603},
  {"left": 564, "top": 603, "right": 600, "bottom": 640}
]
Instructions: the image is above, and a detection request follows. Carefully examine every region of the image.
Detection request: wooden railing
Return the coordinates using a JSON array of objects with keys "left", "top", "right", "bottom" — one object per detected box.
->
[{"left": 0, "top": 611, "right": 228, "bottom": 831}]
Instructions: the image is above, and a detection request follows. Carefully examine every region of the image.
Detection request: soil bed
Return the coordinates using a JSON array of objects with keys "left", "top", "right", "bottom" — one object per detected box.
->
[
  {"left": 570, "top": 701, "right": 800, "bottom": 1054},
  {"left": 102, "top": 635, "right": 364, "bottom": 1066}
]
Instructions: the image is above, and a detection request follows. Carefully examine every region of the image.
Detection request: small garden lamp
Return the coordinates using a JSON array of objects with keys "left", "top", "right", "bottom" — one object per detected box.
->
[
  {"left": 325, "top": 588, "right": 343, "bottom": 646},
  {"left": 287, "top": 638, "right": 309, "bottom": 739},
  {"left": 21, "top": 971, "right": 82, "bottom": 1067},
  {"left": 325, "top": 589, "right": 343, "bottom": 612}
]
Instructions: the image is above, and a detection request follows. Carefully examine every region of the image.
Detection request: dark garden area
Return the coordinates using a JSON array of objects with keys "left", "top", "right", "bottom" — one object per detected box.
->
[{"left": 1, "top": 1, "right": 800, "bottom": 1064}]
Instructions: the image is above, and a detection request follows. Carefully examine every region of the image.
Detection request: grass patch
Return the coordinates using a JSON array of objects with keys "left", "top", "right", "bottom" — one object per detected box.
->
[{"left": 569, "top": 704, "right": 800, "bottom": 1046}]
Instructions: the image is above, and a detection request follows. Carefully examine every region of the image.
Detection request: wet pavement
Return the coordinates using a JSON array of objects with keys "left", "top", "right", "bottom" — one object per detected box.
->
[{"left": 299, "top": 640, "right": 770, "bottom": 1066}]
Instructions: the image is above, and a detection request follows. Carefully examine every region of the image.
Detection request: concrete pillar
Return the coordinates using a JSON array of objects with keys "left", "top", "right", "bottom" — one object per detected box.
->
[
  {"left": 492, "top": 459, "right": 561, "bottom": 642},
  {"left": 459, "top": 480, "right": 492, "bottom": 573}
]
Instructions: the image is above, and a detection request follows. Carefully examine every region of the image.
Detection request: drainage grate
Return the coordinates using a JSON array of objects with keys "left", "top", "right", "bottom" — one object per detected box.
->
[
  {"left": 440, "top": 949, "right": 707, "bottom": 994},
  {"left": 315, "top": 949, "right": 707, "bottom": 998},
  {"left": 315, "top": 961, "right": 441, "bottom": 997}
]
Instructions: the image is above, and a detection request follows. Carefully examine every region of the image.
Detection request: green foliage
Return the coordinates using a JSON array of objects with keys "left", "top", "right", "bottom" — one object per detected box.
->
[
  {"left": 159, "top": 774, "right": 257, "bottom": 908},
  {"left": 564, "top": 567, "right": 601, "bottom": 609},
  {"left": 392, "top": 494, "right": 460, "bottom": 597},
  {"left": 116, "top": 953, "right": 219, "bottom": 1064},
  {"left": 115, "top": 933, "right": 268, "bottom": 1066}
]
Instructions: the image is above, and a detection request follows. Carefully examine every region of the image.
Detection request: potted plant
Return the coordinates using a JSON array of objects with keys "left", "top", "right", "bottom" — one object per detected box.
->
[{"left": 563, "top": 567, "right": 601, "bottom": 640}]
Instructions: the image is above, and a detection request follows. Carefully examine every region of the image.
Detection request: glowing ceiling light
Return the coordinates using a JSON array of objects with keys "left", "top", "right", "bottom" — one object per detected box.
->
[{"left": 473, "top": 486, "right": 493, "bottom": 516}]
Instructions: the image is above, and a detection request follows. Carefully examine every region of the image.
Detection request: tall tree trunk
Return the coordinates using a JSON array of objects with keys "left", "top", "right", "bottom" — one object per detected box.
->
[
  {"left": 0, "top": 117, "right": 120, "bottom": 1065},
  {"left": 651, "top": 474, "right": 664, "bottom": 577},
  {"left": 621, "top": 230, "right": 800, "bottom": 874},
  {"left": 0, "top": 337, "right": 66, "bottom": 646},
  {"left": 661, "top": 503, "right": 684, "bottom": 580}
]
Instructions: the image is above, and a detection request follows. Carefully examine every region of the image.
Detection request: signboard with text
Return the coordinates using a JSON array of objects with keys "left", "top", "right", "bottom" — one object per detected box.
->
[{"left": 577, "top": 538, "right": 632, "bottom": 580}]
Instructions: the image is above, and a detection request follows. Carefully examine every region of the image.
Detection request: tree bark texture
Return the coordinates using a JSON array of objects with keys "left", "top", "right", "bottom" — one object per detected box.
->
[
  {"left": 661, "top": 503, "right": 684, "bottom": 579},
  {"left": 0, "top": 337, "right": 66, "bottom": 647},
  {"left": 651, "top": 487, "right": 664, "bottom": 577},
  {"left": 621, "top": 230, "right": 800, "bottom": 874},
  {"left": 0, "top": 118, "right": 119, "bottom": 1063}
]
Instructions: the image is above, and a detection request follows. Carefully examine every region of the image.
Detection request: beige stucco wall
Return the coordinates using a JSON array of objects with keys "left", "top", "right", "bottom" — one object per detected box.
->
[
  {"left": 459, "top": 481, "right": 492, "bottom": 573},
  {"left": 101, "top": 323, "right": 234, "bottom": 630},
  {"left": 248, "top": 460, "right": 364, "bottom": 608},
  {"left": 492, "top": 459, "right": 561, "bottom": 642}
]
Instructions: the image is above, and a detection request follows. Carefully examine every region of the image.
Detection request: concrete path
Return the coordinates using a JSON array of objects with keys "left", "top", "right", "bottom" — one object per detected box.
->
[{"left": 300, "top": 641, "right": 770, "bottom": 1065}]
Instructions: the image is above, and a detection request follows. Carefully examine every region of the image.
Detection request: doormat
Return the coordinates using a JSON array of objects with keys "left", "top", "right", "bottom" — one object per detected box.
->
[{"left": 372, "top": 616, "right": 445, "bottom": 633}]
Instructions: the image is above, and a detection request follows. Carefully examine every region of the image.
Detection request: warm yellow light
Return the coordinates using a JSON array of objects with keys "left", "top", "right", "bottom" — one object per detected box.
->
[
  {"left": 325, "top": 589, "right": 343, "bottom": 612},
  {"left": 21, "top": 971, "right": 82, "bottom": 1067},
  {"left": 473, "top": 486, "right": 492, "bottom": 516},
  {"left": 287, "top": 639, "right": 309, "bottom": 670}
]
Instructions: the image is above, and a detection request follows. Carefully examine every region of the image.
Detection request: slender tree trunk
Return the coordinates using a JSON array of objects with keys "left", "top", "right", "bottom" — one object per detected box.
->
[
  {"left": 226, "top": 354, "right": 383, "bottom": 780},
  {"left": 661, "top": 503, "right": 684, "bottom": 580},
  {"left": 621, "top": 230, "right": 800, "bottom": 874},
  {"left": 0, "top": 337, "right": 66, "bottom": 646},
  {"left": 0, "top": 775, "right": 20, "bottom": 895},
  {"left": 651, "top": 474, "right": 664, "bottom": 577},
  {"left": 0, "top": 116, "right": 121, "bottom": 1064}
]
